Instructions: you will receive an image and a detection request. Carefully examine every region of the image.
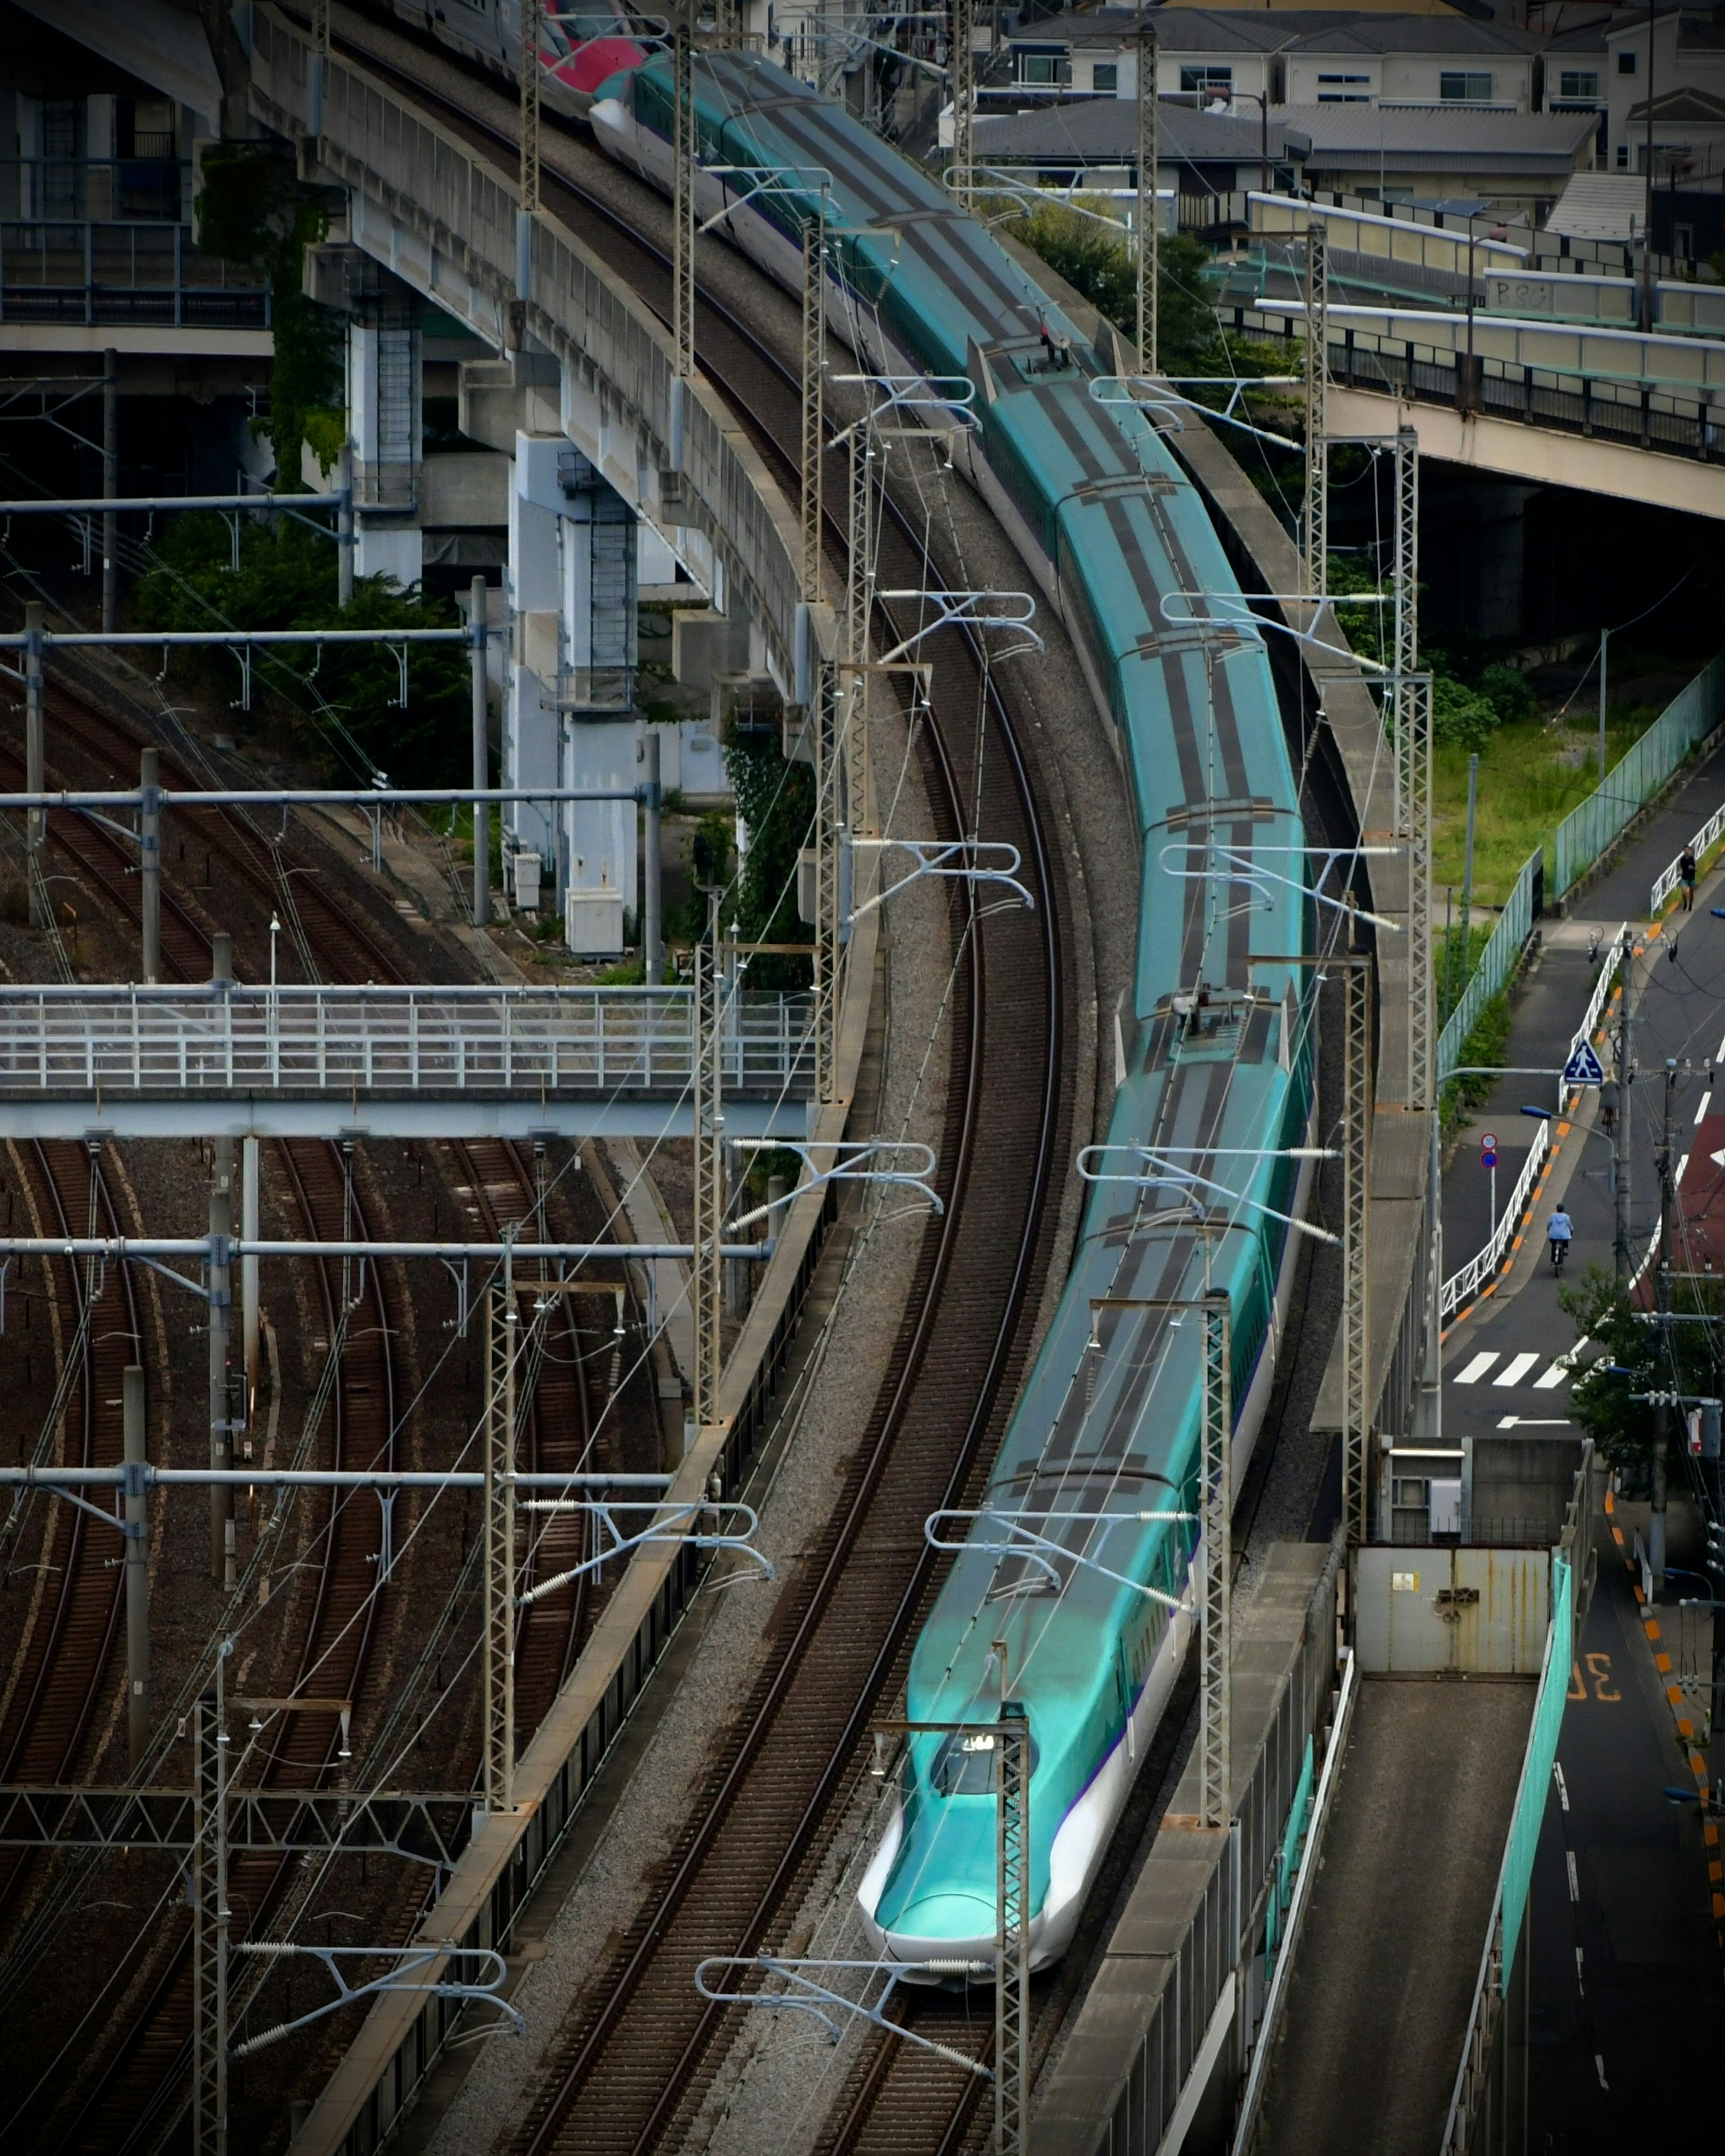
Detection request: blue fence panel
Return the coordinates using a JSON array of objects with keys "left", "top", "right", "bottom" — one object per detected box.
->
[{"left": 1437, "top": 849, "right": 1539, "bottom": 1082}]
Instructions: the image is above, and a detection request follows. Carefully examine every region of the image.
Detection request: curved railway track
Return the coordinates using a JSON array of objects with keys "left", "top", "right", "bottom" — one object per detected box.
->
[{"left": 289, "top": 13, "right": 1077, "bottom": 2151}]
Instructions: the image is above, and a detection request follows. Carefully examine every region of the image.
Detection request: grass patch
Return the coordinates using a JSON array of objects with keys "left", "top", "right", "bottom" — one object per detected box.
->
[
  {"left": 1432, "top": 711, "right": 1657, "bottom": 908},
  {"left": 1440, "top": 987, "right": 1513, "bottom": 1133}
]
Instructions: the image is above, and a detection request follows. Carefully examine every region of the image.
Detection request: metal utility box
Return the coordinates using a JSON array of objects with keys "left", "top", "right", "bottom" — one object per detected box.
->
[
  {"left": 510, "top": 848, "right": 543, "bottom": 912},
  {"left": 1355, "top": 1546, "right": 1552, "bottom": 1674},
  {"left": 566, "top": 886, "right": 624, "bottom": 958}
]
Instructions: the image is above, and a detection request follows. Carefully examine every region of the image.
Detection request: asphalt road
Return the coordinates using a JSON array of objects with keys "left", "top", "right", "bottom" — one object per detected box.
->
[{"left": 1439, "top": 814, "right": 1725, "bottom": 2143}]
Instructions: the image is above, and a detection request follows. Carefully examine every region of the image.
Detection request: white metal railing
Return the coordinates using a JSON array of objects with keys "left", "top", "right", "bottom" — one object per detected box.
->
[
  {"left": 1439, "top": 927, "right": 1627, "bottom": 1323},
  {"left": 1652, "top": 792, "right": 1725, "bottom": 915},
  {"left": 0, "top": 985, "right": 814, "bottom": 1098}
]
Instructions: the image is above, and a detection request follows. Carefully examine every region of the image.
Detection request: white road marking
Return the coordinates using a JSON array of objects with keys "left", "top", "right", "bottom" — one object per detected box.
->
[
  {"left": 1699, "top": 1090, "right": 1714, "bottom": 1126},
  {"left": 1576, "top": 1946, "right": 1585, "bottom": 1995},
  {"left": 1567, "top": 1850, "right": 1580, "bottom": 1902},
  {"left": 1595, "top": 2055, "right": 1609, "bottom": 2091},
  {"left": 1553, "top": 1762, "right": 1570, "bottom": 1811},
  {"left": 1455, "top": 1352, "right": 1499, "bottom": 1385},
  {"left": 1534, "top": 1340, "right": 1590, "bottom": 1388},
  {"left": 1493, "top": 1352, "right": 1541, "bottom": 1387}
]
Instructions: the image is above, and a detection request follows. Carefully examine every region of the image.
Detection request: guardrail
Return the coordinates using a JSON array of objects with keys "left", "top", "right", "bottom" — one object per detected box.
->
[
  {"left": 0, "top": 983, "right": 815, "bottom": 1098},
  {"left": 1225, "top": 305, "right": 1723, "bottom": 465},
  {"left": 1554, "top": 651, "right": 1725, "bottom": 898},
  {"left": 1441, "top": 1548, "right": 1575, "bottom": 2153},
  {"left": 1650, "top": 750, "right": 1725, "bottom": 914},
  {"left": 1436, "top": 847, "right": 1539, "bottom": 1085},
  {"left": 1439, "top": 928, "right": 1626, "bottom": 1325}
]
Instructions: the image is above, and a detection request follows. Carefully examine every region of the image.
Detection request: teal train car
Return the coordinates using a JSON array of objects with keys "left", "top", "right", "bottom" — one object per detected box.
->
[{"left": 594, "top": 53, "right": 1317, "bottom": 1971}]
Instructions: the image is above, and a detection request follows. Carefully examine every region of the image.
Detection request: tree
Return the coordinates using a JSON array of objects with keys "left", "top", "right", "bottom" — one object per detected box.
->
[{"left": 1559, "top": 1262, "right": 1722, "bottom": 1489}]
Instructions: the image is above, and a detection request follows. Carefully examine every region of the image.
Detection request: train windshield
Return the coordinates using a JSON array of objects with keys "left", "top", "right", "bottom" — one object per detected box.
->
[{"left": 541, "top": 4, "right": 630, "bottom": 56}]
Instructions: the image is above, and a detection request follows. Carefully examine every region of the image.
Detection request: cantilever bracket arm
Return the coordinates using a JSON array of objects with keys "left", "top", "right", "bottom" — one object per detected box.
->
[
  {"left": 828, "top": 374, "right": 979, "bottom": 447},
  {"left": 850, "top": 838, "right": 1034, "bottom": 919},
  {"left": 1158, "top": 839, "right": 1405, "bottom": 934},
  {"left": 729, "top": 1140, "right": 942, "bottom": 1228},
  {"left": 873, "top": 591, "right": 1041, "bottom": 666},
  {"left": 701, "top": 163, "right": 832, "bottom": 237},
  {"left": 1158, "top": 592, "right": 1411, "bottom": 679},
  {"left": 1076, "top": 1145, "right": 1340, "bottom": 1247},
  {"left": 694, "top": 1957, "right": 995, "bottom": 2074},
  {"left": 924, "top": 1507, "right": 1195, "bottom": 1608},
  {"left": 230, "top": 1944, "right": 524, "bottom": 2059},
  {"left": 513, "top": 1498, "right": 774, "bottom": 1606},
  {"left": 1090, "top": 373, "right": 1307, "bottom": 452}
]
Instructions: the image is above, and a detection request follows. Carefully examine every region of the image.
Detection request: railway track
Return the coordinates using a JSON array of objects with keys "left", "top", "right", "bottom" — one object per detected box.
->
[
  {"left": 0, "top": 665, "right": 623, "bottom": 2148},
  {"left": 283, "top": 13, "right": 1076, "bottom": 2150}
]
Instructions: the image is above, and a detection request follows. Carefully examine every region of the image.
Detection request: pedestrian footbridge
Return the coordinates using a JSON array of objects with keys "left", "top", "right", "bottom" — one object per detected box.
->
[{"left": 0, "top": 982, "right": 814, "bottom": 1140}]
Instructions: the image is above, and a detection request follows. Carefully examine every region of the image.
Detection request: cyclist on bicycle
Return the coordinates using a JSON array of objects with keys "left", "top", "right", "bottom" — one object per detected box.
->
[{"left": 1547, "top": 1207, "right": 1573, "bottom": 1272}]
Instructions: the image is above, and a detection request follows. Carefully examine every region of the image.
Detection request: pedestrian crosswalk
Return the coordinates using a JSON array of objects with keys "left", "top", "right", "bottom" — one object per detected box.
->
[{"left": 1451, "top": 1339, "right": 1594, "bottom": 1391}]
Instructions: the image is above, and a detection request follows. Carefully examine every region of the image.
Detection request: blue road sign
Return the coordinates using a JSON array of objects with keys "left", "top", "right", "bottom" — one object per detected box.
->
[{"left": 1564, "top": 1042, "right": 1606, "bottom": 1086}]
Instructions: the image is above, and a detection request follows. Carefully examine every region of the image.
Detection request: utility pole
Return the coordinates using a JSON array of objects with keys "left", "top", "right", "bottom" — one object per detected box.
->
[
  {"left": 1302, "top": 225, "right": 1328, "bottom": 601},
  {"left": 1641, "top": 0, "right": 1657, "bottom": 334},
  {"left": 1653, "top": 1057, "right": 1676, "bottom": 1587},
  {"left": 482, "top": 1275, "right": 517, "bottom": 1811},
  {"left": 469, "top": 574, "right": 491, "bottom": 928},
  {"left": 995, "top": 1700, "right": 1030, "bottom": 2156},
  {"left": 191, "top": 1643, "right": 231, "bottom": 2156},
  {"left": 1614, "top": 944, "right": 1636, "bottom": 1279},
  {"left": 139, "top": 747, "right": 162, "bottom": 983},
  {"left": 208, "top": 935, "right": 234, "bottom": 1585},
  {"left": 951, "top": 0, "right": 975, "bottom": 199},
  {"left": 643, "top": 729, "right": 663, "bottom": 984},
  {"left": 102, "top": 347, "right": 119, "bottom": 635},
  {"left": 123, "top": 1364, "right": 149, "bottom": 1771},
  {"left": 1136, "top": 23, "right": 1159, "bottom": 374},
  {"left": 516, "top": 0, "right": 541, "bottom": 318},
  {"left": 671, "top": 4, "right": 696, "bottom": 477},
  {"left": 1598, "top": 623, "right": 1610, "bottom": 781},
  {"left": 24, "top": 600, "right": 44, "bottom": 929},
  {"left": 691, "top": 890, "right": 725, "bottom": 1441}
]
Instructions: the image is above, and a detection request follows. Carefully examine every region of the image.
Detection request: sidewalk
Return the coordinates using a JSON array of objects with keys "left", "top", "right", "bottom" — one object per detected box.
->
[{"left": 1442, "top": 738, "right": 1725, "bottom": 1339}]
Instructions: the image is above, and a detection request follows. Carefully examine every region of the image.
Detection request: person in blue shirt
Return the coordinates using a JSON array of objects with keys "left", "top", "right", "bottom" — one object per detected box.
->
[{"left": 1547, "top": 1208, "right": 1573, "bottom": 1272}]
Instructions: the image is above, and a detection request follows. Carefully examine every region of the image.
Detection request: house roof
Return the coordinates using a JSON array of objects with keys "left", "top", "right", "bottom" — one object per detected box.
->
[
  {"left": 1283, "top": 102, "right": 1600, "bottom": 170},
  {"left": 1014, "top": 8, "right": 1547, "bottom": 57},
  {"left": 972, "top": 97, "right": 1310, "bottom": 163},
  {"left": 1543, "top": 171, "right": 1648, "bottom": 240},
  {"left": 1626, "top": 86, "right": 1725, "bottom": 126}
]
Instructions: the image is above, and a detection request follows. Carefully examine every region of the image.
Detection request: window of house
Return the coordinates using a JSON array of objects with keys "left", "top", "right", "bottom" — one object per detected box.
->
[
  {"left": 1616, "top": 142, "right": 1630, "bottom": 167},
  {"left": 1558, "top": 70, "right": 1600, "bottom": 101},
  {"left": 1618, "top": 49, "right": 1637, "bottom": 74},
  {"left": 1440, "top": 72, "right": 1494, "bottom": 102},
  {"left": 1180, "top": 65, "right": 1234, "bottom": 99},
  {"left": 1092, "top": 61, "right": 1118, "bottom": 93},
  {"left": 1317, "top": 72, "right": 1371, "bottom": 104},
  {"left": 1019, "top": 50, "right": 1066, "bottom": 86}
]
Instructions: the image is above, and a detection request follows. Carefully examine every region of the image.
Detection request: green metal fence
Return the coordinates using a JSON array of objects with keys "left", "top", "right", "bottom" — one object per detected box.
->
[
  {"left": 1502, "top": 1550, "right": 1573, "bottom": 1975},
  {"left": 1436, "top": 848, "right": 1539, "bottom": 1083},
  {"left": 1552, "top": 652, "right": 1725, "bottom": 898}
]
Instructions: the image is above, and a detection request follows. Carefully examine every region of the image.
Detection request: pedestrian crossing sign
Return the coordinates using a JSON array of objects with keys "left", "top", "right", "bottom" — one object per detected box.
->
[{"left": 1563, "top": 1043, "right": 1606, "bottom": 1086}]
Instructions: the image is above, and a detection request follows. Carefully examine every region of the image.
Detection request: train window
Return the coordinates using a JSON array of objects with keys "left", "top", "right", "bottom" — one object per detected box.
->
[{"left": 932, "top": 1727, "right": 1039, "bottom": 1796}]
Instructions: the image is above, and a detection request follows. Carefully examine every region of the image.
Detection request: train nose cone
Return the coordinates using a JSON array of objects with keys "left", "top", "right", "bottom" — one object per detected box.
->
[{"left": 887, "top": 1892, "right": 997, "bottom": 1958}]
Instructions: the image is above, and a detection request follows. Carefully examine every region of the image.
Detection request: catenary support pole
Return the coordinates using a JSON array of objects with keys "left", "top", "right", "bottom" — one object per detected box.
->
[
  {"left": 1598, "top": 624, "right": 1610, "bottom": 782},
  {"left": 1302, "top": 225, "right": 1328, "bottom": 601},
  {"left": 994, "top": 1702, "right": 1029, "bottom": 2156},
  {"left": 209, "top": 934, "right": 235, "bottom": 1585},
  {"left": 471, "top": 574, "right": 491, "bottom": 928},
  {"left": 241, "top": 1138, "right": 260, "bottom": 1423},
  {"left": 1202, "top": 1294, "right": 1231, "bottom": 1826},
  {"left": 1343, "top": 926, "right": 1372, "bottom": 1546},
  {"left": 139, "top": 746, "right": 161, "bottom": 984},
  {"left": 123, "top": 1364, "right": 149, "bottom": 1772},
  {"left": 951, "top": 0, "right": 974, "bottom": 199},
  {"left": 1137, "top": 23, "right": 1159, "bottom": 374},
  {"left": 102, "top": 347, "right": 119, "bottom": 636},
  {"left": 643, "top": 729, "right": 663, "bottom": 984},
  {"left": 24, "top": 601, "right": 44, "bottom": 928}
]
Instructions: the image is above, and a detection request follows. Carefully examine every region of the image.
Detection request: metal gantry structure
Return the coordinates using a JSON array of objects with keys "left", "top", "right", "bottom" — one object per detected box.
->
[
  {"left": 950, "top": 0, "right": 976, "bottom": 199},
  {"left": 1136, "top": 23, "right": 1159, "bottom": 376},
  {"left": 1302, "top": 224, "right": 1329, "bottom": 602}
]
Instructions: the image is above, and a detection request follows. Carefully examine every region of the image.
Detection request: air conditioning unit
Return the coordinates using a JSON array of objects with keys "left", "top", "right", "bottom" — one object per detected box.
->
[{"left": 566, "top": 886, "right": 624, "bottom": 958}]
